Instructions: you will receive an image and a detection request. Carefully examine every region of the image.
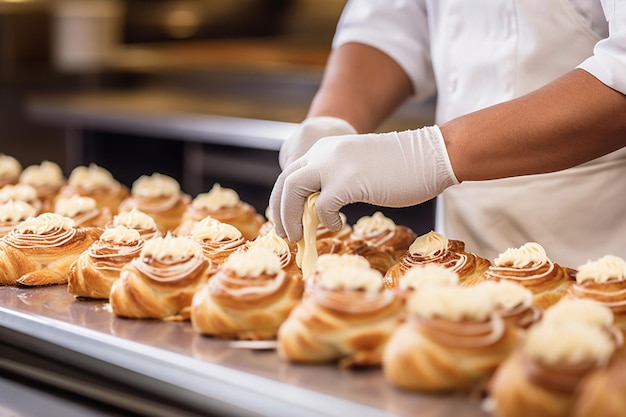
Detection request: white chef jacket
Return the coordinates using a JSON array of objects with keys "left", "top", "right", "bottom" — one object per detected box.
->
[{"left": 332, "top": 0, "right": 626, "bottom": 267}]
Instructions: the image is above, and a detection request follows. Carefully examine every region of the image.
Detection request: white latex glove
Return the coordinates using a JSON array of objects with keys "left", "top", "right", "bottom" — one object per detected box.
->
[
  {"left": 270, "top": 125, "right": 459, "bottom": 242},
  {"left": 279, "top": 116, "right": 357, "bottom": 170}
]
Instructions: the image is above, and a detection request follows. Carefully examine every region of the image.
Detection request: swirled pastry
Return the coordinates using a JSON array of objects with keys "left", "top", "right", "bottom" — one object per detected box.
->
[
  {"left": 110, "top": 208, "right": 161, "bottom": 240},
  {"left": 383, "top": 284, "right": 518, "bottom": 392},
  {"left": 54, "top": 195, "right": 112, "bottom": 228},
  {"left": 191, "top": 247, "right": 304, "bottom": 340},
  {"left": 278, "top": 259, "right": 403, "bottom": 368},
  {"left": 58, "top": 164, "right": 129, "bottom": 214},
  {"left": 481, "top": 242, "right": 574, "bottom": 310},
  {"left": 568, "top": 255, "right": 626, "bottom": 332},
  {"left": 243, "top": 228, "right": 301, "bottom": 281},
  {"left": 118, "top": 173, "right": 191, "bottom": 234},
  {"left": 187, "top": 216, "right": 247, "bottom": 273},
  {"left": 0, "top": 184, "right": 42, "bottom": 214},
  {"left": 0, "top": 154, "right": 21, "bottom": 187},
  {"left": 0, "top": 200, "right": 37, "bottom": 237},
  {"left": 487, "top": 320, "right": 617, "bottom": 417},
  {"left": 393, "top": 264, "right": 460, "bottom": 304},
  {"left": 68, "top": 225, "right": 144, "bottom": 299},
  {"left": 175, "top": 183, "right": 264, "bottom": 240},
  {"left": 344, "top": 212, "right": 416, "bottom": 275},
  {"left": 18, "top": 160, "right": 66, "bottom": 213},
  {"left": 0, "top": 213, "right": 102, "bottom": 286},
  {"left": 110, "top": 234, "right": 210, "bottom": 320},
  {"left": 384, "top": 231, "right": 491, "bottom": 289},
  {"left": 484, "top": 280, "right": 542, "bottom": 331}
]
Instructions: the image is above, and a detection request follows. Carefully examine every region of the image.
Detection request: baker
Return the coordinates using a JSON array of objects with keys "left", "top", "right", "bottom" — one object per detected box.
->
[{"left": 270, "top": 0, "right": 626, "bottom": 267}]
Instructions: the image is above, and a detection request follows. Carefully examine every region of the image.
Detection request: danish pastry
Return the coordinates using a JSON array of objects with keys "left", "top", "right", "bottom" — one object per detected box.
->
[
  {"left": 243, "top": 227, "right": 301, "bottom": 281},
  {"left": 0, "top": 200, "right": 37, "bottom": 237},
  {"left": 383, "top": 284, "right": 518, "bottom": 392},
  {"left": 484, "top": 280, "right": 542, "bottom": 331},
  {"left": 187, "top": 216, "right": 247, "bottom": 273},
  {"left": 0, "top": 184, "right": 42, "bottom": 214},
  {"left": 190, "top": 246, "right": 304, "bottom": 340},
  {"left": 0, "top": 212, "right": 102, "bottom": 286},
  {"left": 0, "top": 154, "right": 21, "bottom": 187},
  {"left": 384, "top": 231, "right": 491, "bottom": 289},
  {"left": 18, "top": 160, "right": 65, "bottom": 213},
  {"left": 110, "top": 234, "right": 210, "bottom": 320},
  {"left": 118, "top": 173, "right": 191, "bottom": 234},
  {"left": 481, "top": 242, "right": 574, "bottom": 310},
  {"left": 68, "top": 225, "right": 144, "bottom": 299},
  {"left": 54, "top": 195, "right": 112, "bottom": 228},
  {"left": 110, "top": 208, "right": 161, "bottom": 240},
  {"left": 175, "top": 183, "right": 264, "bottom": 240}
]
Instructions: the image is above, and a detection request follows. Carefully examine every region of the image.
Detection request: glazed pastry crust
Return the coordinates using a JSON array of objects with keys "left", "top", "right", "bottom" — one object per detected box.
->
[
  {"left": 58, "top": 183, "right": 130, "bottom": 215},
  {"left": 277, "top": 288, "right": 403, "bottom": 367},
  {"left": 109, "top": 257, "right": 209, "bottom": 320},
  {"left": 176, "top": 202, "right": 264, "bottom": 240},
  {"left": 568, "top": 279, "right": 626, "bottom": 332},
  {"left": 119, "top": 193, "right": 191, "bottom": 234},
  {"left": 190, "top": 268, "right": 304, "bottom": 340},
  {"left": 383, "top": 315, "right": 518, "bottom": 392},
  {"left": 0, "top": 227, "right": 102, "bottom": 286}
]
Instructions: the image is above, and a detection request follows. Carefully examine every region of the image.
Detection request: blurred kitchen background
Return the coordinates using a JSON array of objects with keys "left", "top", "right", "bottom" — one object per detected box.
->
[{"left": 0, "top": 0, "right": 436, "bottom": 232}]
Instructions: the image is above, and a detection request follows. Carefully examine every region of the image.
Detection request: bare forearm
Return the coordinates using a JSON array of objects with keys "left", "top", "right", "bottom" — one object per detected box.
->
[
  {"left": 307, "top": 42, "right": 414, "bottom": 133},
  {"left": 442, "top": 69, "right": 626, "bottom": 182}
]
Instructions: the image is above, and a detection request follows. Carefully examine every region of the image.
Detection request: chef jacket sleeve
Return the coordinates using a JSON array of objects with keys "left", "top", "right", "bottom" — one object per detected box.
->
[
  {"left": 331, "top": 0, "right": 436, "bottom": 102},
  {"left": 578, "top": 0, "right": 626, "bottom": 95}
]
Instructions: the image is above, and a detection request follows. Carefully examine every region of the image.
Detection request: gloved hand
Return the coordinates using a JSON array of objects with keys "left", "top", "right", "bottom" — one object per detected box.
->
[
  {"left": 270, "top": 125, "right": 459, "bottom": 242},
  {"left": 279, "top": 116, "right": 357, "bottom": 169}
]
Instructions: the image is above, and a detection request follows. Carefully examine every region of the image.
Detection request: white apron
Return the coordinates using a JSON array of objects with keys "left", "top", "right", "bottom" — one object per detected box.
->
[{"left": 432, "top": 0, "right": 626, "bottom": 267}]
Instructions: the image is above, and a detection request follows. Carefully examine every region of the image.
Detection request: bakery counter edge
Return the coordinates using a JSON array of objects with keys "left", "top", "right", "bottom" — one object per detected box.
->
[{"left": 0, "top": 285, "right": 487, "bottom": 417}]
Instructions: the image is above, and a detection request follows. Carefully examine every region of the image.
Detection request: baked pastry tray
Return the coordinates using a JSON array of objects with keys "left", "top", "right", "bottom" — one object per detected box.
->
[{"left": 0, "top": 285, "right": 488, "bottom": 417}]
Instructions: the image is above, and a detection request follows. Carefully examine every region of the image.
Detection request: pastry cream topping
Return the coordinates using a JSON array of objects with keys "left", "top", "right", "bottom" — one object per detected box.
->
[
  {"left": 353, "top": 211, "right": 395, "bottom": 236},
  {"left": 408, "top": 231, "right": 448, "bottom": 257},
  {"left": 0, "top": 154, "right": 21, "bottom": 178},
  {"left": 247, "top": 228, "right": 290, "bottom": 256},
  {"left": 0, "top": 184, "right": 38, "bottom": 203},
  {"left": 55, "top": 195, "right": 97, "bottom": 217},
  {"left": 398, "top": 264, "right": 459, "bottom": 291},
  {"left": 141, "top": 233, "right": 202, "bottom": 262},
  {"left": 113, "top": 208, "right": 158, "bottom": 230},
  {"left": 16, "top": 212, "right": 74, "bottom": 234},
  {"left": 576, "top": 255, "right": 626, "bottom": 284},
  {"left": 101, "top": 225, "right": 141, "bottom": 244},
  {"left": 407, "top": 285, "right": 494, "bottom": 321},
  {"left": 190, "top": 217, "right": 242, "bottom": 242},
  {"left": 191, "top": 183, "right": 240, "bottom": 211},
  {"left": 0, "top": 200, "right": 36, "bottom": 223},
  {"left": 19, "top": 160, "right": 64, "bottom": 187},
  {"left": 542, "top": 299, "right": 614, "bottom": 328},
  {"left": 296, "top": 192, "right": 320, "bottom": 280},
  {"left": 131, "top": 173, "right": 180, "bottom": 198},
  {"left": 315, "top": 253, "right": 370, "bottom": 272},
  {"left": 68, "top": 163, "right": 117, "bottom": 190},
  {"left": 318, "top": 265, "right": 383, "bottom": 294},
  {"left": 494, "top": 242, "right": 547, "bottom": 268},
  {"left": 223, "top": 246, "right": 282, "bottom": 277},
  {"left": 482, "top": 280, "right": 534, "bottom": 310},
  {"left": 524, "top": 321, "right": 615, "bottom": 365}
]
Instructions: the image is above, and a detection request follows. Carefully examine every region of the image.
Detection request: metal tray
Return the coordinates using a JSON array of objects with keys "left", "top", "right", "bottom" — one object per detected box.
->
[{"left": 0, "top": 285, "right": 487, "bottom": 417}]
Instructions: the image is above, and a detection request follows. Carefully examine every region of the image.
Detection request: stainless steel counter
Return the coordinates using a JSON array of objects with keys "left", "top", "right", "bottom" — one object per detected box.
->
[{"left": 0, "top": 285, "right": 487, "bottom": 417}]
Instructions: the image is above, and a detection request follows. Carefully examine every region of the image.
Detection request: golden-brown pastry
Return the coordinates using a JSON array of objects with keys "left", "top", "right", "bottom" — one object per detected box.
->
[
  {"left": 0, "top": 154, "right": 22, "bottom": 188},
  {"left": 187, "top": 216, "right": 248, "bottom": 273},
  {"left": 345, "top": 211, "right": 416, "bottom": 275},
  {"left": 481, "top": 242, "right": 574, "bottom": 310},
  {"left": 0, "top": 184, "right": 42, "bottom": 214},
  {"left": 109, "top": 208, "right": 161, "bottom": 240},
  {"left": 118, "top": 173, "right": 191, "bottom": 234},
  {"left": 57, "top": 163, "right": 130, "bottom": 214},
  {"left": 278, "top": 257, "right": 403, "bottom": 368},
  {"left": 392, "top": 263, "right": 460, "bottom": 304},
  {"left": 383, "top": 284, "right": 518, "bottom": 392},
  {"left": 0, "top": 213, "right": 102, "bottom": 286},
  {"left": 244, "top": 228, "right": 302, "bottom": 280},
  {"left": 384, "top": 231, "right": 491, "bottom": 289},
  {"left": 0, "top": 200, "right": 37, "bottom": 237},
  {"left": 18, "top": 160, "right": 66, "bottom": 213},
  {"left": 487, "top": 319, "right": 617, "bottom": 417},
  {"left": 191, "top": 246, "right": 304, "bottom": 340},
  {"left": 54, "top": 195, "right": 112, "bottom": 228},
  {"left": 175, "top": 183, "right": 264, "bottom": 240},
  {"left": 568, "top": 255, "right": 626, "bottom": 332},
  {"left": 109, "top": 234, "right": 210, "bottom": 320},
  {"left": 484, "top": 280, "right": 542, "bottom": 331},
  {"left": 68, "top": 225, "right": 144, "bottom": 299}
]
